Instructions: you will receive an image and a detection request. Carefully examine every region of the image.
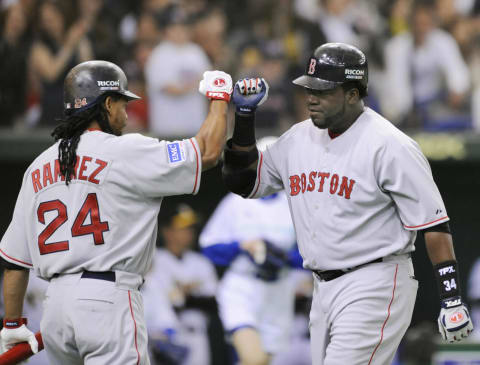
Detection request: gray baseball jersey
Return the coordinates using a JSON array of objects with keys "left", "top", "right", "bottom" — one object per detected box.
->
[
  {"left": 249, "top": 107, "right": 448, "bottom": 271},
  {"left": 0, "top": 130, "right": 202, "bottom": 364},
  {"left": 0, "top": 130, "right": 201, "bottom": 278}
]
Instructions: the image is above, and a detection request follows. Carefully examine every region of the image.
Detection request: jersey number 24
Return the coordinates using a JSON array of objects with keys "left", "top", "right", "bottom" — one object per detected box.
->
[{"left": 37, "top": 193, "right": 109, "bottom": 255}]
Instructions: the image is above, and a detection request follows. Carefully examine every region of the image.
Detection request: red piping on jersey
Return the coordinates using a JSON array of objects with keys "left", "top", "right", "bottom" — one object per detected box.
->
[
  {"left": 404, "top": 216, "right": 448, "bottom": 229},
  {"left": 251, "top": 152, "right": 263, "bottom": 197},
  {"left": 128, "top": 290, "right": 140, "bottom": 365},
  {"left": 86, "top": 128, "right": 102, "bottom": 132},
  {"left": 0, "top": 249, "right": 33, "bottom": 267},
  {"left": 189, "top": 139, "right": 199, "bottom": 194},
  {"left": 368, "top": 264, "right": 398, "bottom": 365}
]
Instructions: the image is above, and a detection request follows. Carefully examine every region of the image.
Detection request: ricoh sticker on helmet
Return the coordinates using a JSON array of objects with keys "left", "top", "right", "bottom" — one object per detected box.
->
[
  {"left": 97, "top": 80, "right": 120, "bottom": 91},
  {"left": 345, "top": 69, "right": 364, "bottom": 80},
  {"left": 167, "top": 142, "right": 186, "bottom": 164}
]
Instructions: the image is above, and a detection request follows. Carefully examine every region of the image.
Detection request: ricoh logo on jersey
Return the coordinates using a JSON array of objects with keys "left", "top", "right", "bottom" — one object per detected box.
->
[
  {"left": 97, "top": 80, "right": 120, "bottom": 90},
  {"left": 289, "top": 171, "right": 356, "bottom": 200},
  {"left": 31, "top": 156, "right": 108, "bottom": 193},
  {"left": 345, "top": 69, "right": 364, "bottom": 80}
]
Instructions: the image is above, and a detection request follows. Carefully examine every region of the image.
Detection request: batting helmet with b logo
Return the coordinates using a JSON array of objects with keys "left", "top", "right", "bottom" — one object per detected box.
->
[{"left": 293, "top": 43, "right": 368, "bottom": 94}]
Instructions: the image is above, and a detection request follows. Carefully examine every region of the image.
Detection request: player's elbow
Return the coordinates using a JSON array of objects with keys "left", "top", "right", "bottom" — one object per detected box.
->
[
  {"left": 222, "top": 166, "right": 256, "bottom": 197},
  {"left": 201, "top": 147, "right": 222, "bottom": 171}
]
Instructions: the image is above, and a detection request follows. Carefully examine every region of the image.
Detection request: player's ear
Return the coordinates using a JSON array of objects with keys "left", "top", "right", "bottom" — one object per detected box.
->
[
  {"left": 346, "top": 88, "right": 360, "bottom": 104},
  {"left": 104, "top": 96, "right": 113, "bottom": 115}
]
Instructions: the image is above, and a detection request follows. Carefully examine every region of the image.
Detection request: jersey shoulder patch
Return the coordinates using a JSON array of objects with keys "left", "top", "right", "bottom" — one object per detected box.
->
[{"left": 166, "top": 141, "right": 186, "bottom": 164}]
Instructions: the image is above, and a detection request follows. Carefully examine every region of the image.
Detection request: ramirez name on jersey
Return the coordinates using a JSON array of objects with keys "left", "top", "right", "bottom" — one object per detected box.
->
[{"left": 31, "top": 155, "right": 108, "bottom": 193}]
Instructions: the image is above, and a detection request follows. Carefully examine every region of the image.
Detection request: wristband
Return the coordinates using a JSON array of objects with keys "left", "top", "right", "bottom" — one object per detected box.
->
[
  {"left": 232, "top": 112, "right": 256, "bottom": 147},
  {"left": 3, "top": 318, "right": 27, "bottom": 328},
  {"left": 206, "top": 91, "right": 231, "bottom": 102},
  {"left": 434, "top": 260, "right": 461, "bottom": 300}
]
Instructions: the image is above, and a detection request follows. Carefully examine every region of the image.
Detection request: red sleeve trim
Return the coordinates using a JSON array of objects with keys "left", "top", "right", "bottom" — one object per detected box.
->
[
  {"left": 250, "top": 152, "right": 263, "bottom": 198},
  {"left": 189, "top": 139, "right": 200, "bottom": 194},
  {"left": 404, "top": 216, "right": 449, "bottom": 229},
  {"left": 0, "top": 248, "right": 33, "bottom": 267},
  {"left": 128, "top": 290, "right": 140, "bottom": 365},
  {"left": 368, "top": 264, "right": 398, "bottom": 365}
]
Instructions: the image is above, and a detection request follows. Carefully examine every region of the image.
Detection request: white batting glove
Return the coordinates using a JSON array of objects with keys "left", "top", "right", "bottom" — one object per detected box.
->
[
  {"left": 1, "top": 322, "right": 38, "bottom": 354},
  {"left": 438, "top": 296, "right": 474, "bottom": 342},
  {"left": 198, "top": 70, "right": 233, "bottom": 102}
]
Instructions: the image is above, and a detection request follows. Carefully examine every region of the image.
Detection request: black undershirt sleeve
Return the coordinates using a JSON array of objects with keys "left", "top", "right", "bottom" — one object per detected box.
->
[
  {"left": 0, "top": 257, "right": 28, "bottom": 271},
  {"left": 421, "top": 222, "right": 451, "bottom": 234},
  {"left": 222, "top": 139, "right": 258, "bottom": 197}
]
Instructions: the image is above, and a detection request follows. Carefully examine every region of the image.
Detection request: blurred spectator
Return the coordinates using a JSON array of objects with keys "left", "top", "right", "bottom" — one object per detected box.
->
[
  {"left": 30, "top": 0, "right": 93, "bottom": 127},
  {"left": 192, "top": 8, "right": 231, "bottom": 69},
  {"left": 255, "top": 42, "right": 297, "bottom": 133},
  {"left": 0, "top": 3, "right": 30, "bottom": 127},
  {"left": 382, "top": 0, "right": 471, "bottom": 130},
  {"left": 143, "top": 203, "right": 218, "bottom": 365},
  {"left": 120, "top": 10, "right": 162, "bottom": 133},
  {"left": 145, "top": 5, "right": 211, "bottom": 138},
  {"left": 122, "top": 41, "right": 154, "bottom": 132}
]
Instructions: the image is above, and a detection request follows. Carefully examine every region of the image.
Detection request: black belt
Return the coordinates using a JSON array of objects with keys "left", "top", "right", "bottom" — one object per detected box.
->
[
  {"left": 81, "top": 271, "right": 116, "bottom": 282},
  {"left": 312, "top": 257, "right": 383, "bottom": 282}
]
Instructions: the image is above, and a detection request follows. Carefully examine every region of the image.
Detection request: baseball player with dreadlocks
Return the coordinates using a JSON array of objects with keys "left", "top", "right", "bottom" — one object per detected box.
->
[
  {"left": 222, "top": 43, "right": 473, "bottom": 365},
  {"left": 0, "top": 60, "right": 233, "bottom": 364}
]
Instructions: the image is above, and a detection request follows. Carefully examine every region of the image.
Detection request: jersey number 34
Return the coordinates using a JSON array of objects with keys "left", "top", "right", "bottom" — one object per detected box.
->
[{"left": 37, "top": 193, "right": 109, "bottom": 255}]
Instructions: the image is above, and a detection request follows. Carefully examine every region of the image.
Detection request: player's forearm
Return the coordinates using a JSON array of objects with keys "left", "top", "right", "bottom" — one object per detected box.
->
[
  {"left": 424, "top": 231, "right": 456, "bottom": 265},
  {"left": 195, "top": 100, "right": 228, "bottom": 171},
  {"left": 3, "top": 269, "right": 29, "bottom": 319}
]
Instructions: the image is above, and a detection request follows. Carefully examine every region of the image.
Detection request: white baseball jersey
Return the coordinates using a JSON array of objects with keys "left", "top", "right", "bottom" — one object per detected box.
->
[
  {"left": 249, "top": 107, "right": 448, "bottom": 271},
  {"left": 199, "top": 192, "right": 299, "bottom": 353},
  {"left": 0, "top": 130, "right": 202, "bottom": 279},
  {"left": 200, "top": 191, "right": 297, "bottom": 277}
]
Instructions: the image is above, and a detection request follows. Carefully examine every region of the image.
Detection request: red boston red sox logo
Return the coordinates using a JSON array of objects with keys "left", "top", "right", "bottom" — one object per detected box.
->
[
  {"left": 308, "top": 59, "right": 317, "bottom": 75},
  {"left": 450, "top": 311, "right": 464, "bottom": 323},
  {"left": 214, "top": 78, "right": 226, "bottom": 87}
]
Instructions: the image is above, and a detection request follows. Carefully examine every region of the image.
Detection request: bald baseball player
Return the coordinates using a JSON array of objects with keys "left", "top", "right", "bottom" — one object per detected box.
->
[
  {"left": 0, "top": 60, "right": 233, "bottom": 364},
  {"left": 223, "top": 43, "right": 473, "bottom": 365}
]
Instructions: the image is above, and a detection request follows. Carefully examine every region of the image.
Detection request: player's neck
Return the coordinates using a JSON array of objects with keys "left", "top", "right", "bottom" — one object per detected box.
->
[
  {"left": 328, "top": 105, "right": 364, "bottom": 136},
  {"left": 88, "top": 121, "right": 101, "bottom": 131}
]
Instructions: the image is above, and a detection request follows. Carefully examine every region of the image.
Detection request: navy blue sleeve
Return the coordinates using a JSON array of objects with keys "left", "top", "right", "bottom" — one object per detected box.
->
[
  {"left": 287, "top": 245, "right": 304, "bottom": 268},
  {"left": 202, "top": 241, "right": 242, "bottom": 266}
]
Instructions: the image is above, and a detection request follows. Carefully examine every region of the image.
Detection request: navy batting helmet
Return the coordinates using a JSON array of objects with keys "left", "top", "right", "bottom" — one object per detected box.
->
[
  {"left": 293, "top": 43, "right": 368, "bottom": 93},
  {"left": 64, "top": 60, "right": 140, "bottom": 111}
]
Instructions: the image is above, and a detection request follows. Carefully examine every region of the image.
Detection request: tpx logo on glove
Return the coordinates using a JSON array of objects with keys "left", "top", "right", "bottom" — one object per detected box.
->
[
  {"left": 450, "top": 312, "right": 464, "bottom": 323},
  {"left": 214, "top": 78, "right": 226, "bottom": 87}
]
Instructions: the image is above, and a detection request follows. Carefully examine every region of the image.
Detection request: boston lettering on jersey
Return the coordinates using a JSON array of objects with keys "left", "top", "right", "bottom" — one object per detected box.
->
[
  {"left": 289, "top": 171, "right": 355, "bottom": 199},
  {"left": 31, "top": 155, "right": 108, "bottom": 193}
]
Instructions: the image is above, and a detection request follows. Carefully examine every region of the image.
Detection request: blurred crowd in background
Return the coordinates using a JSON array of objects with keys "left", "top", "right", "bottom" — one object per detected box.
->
[{"left": 2, "top": 0, "right": 480, "bottom": 138}]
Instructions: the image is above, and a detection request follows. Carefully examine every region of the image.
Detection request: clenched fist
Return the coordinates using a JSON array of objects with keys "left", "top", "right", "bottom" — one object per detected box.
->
[{"left": 198, "top": 71, "right": 233, "bottom": 102}]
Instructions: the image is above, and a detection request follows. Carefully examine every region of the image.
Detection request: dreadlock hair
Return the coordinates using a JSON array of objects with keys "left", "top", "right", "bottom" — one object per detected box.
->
[{"left": 51, "top": 93, "right": 121, "bottom": 185}]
